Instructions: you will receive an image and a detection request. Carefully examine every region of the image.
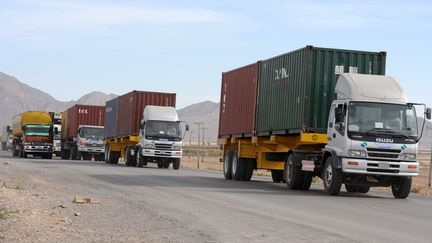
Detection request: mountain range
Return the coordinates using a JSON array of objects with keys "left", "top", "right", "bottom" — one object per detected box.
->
[{"left": 0, "top": 71, "right": 431, "bottom": 148}]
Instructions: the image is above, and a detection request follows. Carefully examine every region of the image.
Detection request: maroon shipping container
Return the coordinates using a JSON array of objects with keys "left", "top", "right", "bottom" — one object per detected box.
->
[
  {"left": 218, "top": 62, "right": 259, "bottom": 138},
  {"left": 116, "top": 91, "right": 176, "bottom": 137},
  {"left": 62, "top": 105, "right": 105, "bottom": 140}
]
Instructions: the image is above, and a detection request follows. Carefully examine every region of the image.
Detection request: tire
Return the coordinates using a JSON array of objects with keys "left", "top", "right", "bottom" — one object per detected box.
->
[
  {"left": 136, "top": 147, "right": 148, "bottom": 167},
  {"left": 284, "top": 154, "right": 302, "bottom": 190},
  {"left": 345, "top": 184, "right": 359, "bottom": 193},
  {"left": 22, "top": 150, "right": 27, "bottom": 158},
  {"left": 392, "top": 177, "right": 411, "bottom": 199},
  {"left": 300, "top": 172, "right": 313, "bottom": 191},
  {"left": 358, "top": 186, "right": 370, "bottom": 193},
  {"left": 82, "top": 154, "right": 92, "bottom": 161},
  {"left": 243, "top": 159, "right": 255, "bottom": 181},
  {"left": 163, "top": 162, "right": 170, "bottom": 168},
  {"left": 323, "top": 157, "right": 343, "bottom": 195},
  {"left": 223, "top": 151, "right": 234, "bottom": 180},
  {"left": 76, "top": 150, "right": 82, "bottom": 160},
  {"left": 157, "top": 162, "right": 164, "bottom": 168},
  {"left": 231, "top": 153, "right": 246, "bottom": 180},
  {"left": 271, "top": 170, "right": 284, "bottom": 183},
  {"left": 45, "top": 153, "right": 52, "bottom": 159},
  {"left": 125, "top": 147, "right": 133, "bottom": 167},
  {"left": 173, "top": 158, "right": 180, "bottom": 170},
  {"left": 112, "top": 152, "right": 120, "bottom": 164},
  {"left": 69, "top": 146, "right": 76, "bottom": 160}
]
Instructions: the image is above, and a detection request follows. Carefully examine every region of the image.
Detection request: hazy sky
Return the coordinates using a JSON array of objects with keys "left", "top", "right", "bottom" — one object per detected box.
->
[{"left": 1, "top": 0, "right": 431, "bottom": 109}]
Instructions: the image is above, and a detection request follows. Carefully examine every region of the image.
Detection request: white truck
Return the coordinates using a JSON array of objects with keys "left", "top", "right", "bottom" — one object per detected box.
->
[
  {"left": 134, "top": 106, "right": 188, "bottom": 169},
  {"left": 320, "top": 73, "right": 431, "bottom": 198}
]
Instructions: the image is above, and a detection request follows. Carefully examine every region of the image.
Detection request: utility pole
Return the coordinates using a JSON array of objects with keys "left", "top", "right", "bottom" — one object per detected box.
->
[
  {"left": 193, "top": 122, "right": 204, "bottom": 168},
  {"left": 202, "top": 127, "right": 207, "bottom": 163}
]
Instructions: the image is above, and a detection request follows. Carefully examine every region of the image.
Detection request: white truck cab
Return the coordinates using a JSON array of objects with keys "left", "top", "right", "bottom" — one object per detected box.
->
[
  {"left": 76, "top": 125, "right": 105, "bottom": 160},
  {"left": 323, "top": 73, "right": 431, "bottom": 198},
  {"left": 136, "top": 106, "right": 188, "bottom": 169}
]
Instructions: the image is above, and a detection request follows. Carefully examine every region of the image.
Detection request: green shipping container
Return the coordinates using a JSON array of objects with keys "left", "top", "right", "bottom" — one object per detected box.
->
[{"left": 256, "top": 45, "right": 386, "bottom": 135}]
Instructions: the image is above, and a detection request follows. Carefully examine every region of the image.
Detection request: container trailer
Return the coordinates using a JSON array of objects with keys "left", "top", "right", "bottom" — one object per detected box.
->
[{"left": 218, "top": 45, "right": 431, "bottom": 198}]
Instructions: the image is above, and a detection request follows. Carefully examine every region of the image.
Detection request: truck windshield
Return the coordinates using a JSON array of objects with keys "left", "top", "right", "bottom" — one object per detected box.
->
[
  {"left": 25, "top": 125, "right": 51, "bottom": 136},
  {"left": 145, "top": 120, "right": 181, "bottom": 139},
  {"left": 81, "top": 127, "right": 104, "bottom": 140},
  {"left": 348, "top": 102, "right": 418, "bottom": 137}
]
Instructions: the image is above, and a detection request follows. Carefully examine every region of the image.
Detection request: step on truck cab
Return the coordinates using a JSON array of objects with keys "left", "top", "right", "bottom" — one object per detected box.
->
[
  {"left": 218, "top": 46, "right": 431, "bottom": 199},
  {"left": 61, "top": 105, "right": 105, "bottom": 161},
  {"left": 11, "top": 111, "right": 54, "bottom": 159}
]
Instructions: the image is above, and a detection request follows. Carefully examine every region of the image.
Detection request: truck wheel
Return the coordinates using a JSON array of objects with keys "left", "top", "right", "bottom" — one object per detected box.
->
[
  {"left": 69, "top": 146, "right": 76, "bottom": 160},
  {"left": 22, "top": 150, "right": 27, "bottom": 158},
  {"left": 345, "top": 184, "right": 359, "bottom": 193},
  {"left": 231, "top": 153, "right": 246, "bottom": 180},
  {"left": 271, "top": 170, "right": 284, "bottom": 183},
  {"left": 323, "top": 157, "right": 342, "bottom": 195},
  {"left": 136, "top": 148, "right": 148, "bottom": 167},
  {"left": 163, "top": 162, "right": 170, "bottom": 168},
  {"left": 243, "top": 159, "right": 255, "bottom": 181},
  {"left": 173, "top": 158, "right": 180, "bottom": 170},
  {"left": 392, "top": 177, "right": 411, "bottom": 199},
  {"left": 157, "top": 162, "right": 164, "bottom": 168},
  {"left": 358, "top": 186, "right": 370, "bottom": 193},
  {"left": 46, "top": 153, "right": 52, "bottom": 159},
  {"left": 112, "top": 152, "right": 120, "bottom": 164},
  {"left": 284, "top": 154, "right": 302, "bottom": 190},
  {"left": 223, "top": 151, "right": 234, "bottom": 180},
  {"left": 76, "top": 150, "right": 82, "bottom": 160},
  {"left": 300, "top": 172, "right": 313, "bottom": 191},
  {"left": 125, "top": 147, "right": 133, "bottom": 166}
]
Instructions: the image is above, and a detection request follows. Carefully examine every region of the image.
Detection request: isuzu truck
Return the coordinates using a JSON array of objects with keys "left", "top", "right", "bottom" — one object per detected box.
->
[
  {"left": 104, "top": 91, "right": 188, "bottom": 169},
  {"left": 218, "top": 46, "right": 431, "bottom": 199}
]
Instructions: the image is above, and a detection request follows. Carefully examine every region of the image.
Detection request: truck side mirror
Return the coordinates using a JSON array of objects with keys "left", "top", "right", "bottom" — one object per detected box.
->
[
  {"left": 186, "top": 124, "right": 190, "bottom": 131},
  {"left": 54, "top": 127, "right": 59, "bottom": 134},
  {"left": 426, "top": 108, "right": 431, "bottom": 120},
  {"left": 139, "top": 122, "right": 144, "bottom": 129}
]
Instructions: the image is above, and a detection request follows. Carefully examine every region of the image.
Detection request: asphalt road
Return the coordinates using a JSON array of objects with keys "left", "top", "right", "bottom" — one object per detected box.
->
[{"left": 1, "top": 151, "right": 432, "bottom": 242}]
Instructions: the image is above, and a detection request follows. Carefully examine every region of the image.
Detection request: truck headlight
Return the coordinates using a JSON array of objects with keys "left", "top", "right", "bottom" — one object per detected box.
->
[
  {"left": 399, "top": 153, "right": 416, "bottom": 160},
  {"left": 144, "top": 144, "right": 155, "bottom": 149},
  {"left": 349, "top": 150, "right": 367, "bottom": 158},
  {"left": 172, "top": 144, "right": 181, "bottom": 151}
]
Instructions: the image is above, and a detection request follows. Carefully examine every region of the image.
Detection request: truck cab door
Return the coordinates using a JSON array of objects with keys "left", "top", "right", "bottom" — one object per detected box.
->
[{"left": 326, "top": 102, "right": 348, "bottom": 155}]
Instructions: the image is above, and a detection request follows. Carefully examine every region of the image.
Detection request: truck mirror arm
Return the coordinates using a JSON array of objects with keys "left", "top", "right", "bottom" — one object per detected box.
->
[{"left": 413, "top": 103, "right": 430, "bottom": 142}]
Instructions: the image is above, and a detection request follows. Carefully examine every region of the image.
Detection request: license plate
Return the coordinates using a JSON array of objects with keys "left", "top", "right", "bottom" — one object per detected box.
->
[{"left": 379, "top": 162, "right": 390, "bottom": 169}]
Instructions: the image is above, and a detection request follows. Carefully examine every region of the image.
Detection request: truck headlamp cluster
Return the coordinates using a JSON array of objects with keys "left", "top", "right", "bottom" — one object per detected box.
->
[
  {"left": 172, "top": 144, "right": 181, "bottom": 151},
  {"left": 399, "top": 153, "right": 416, "bottom": 160},
  {"left": 349, "top": 150, "right": 367, "bottom": 158},
  {"left": 144, "top": 143, "right": 155, "bottom": 149}
]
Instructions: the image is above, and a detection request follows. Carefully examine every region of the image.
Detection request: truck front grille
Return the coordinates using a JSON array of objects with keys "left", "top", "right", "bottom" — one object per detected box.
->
[
  {"left": 155, "top": 143, "right": 172, "bottom": 151},
  {"left": 367, "top": 148, "right": 401, "bottom": 160}
]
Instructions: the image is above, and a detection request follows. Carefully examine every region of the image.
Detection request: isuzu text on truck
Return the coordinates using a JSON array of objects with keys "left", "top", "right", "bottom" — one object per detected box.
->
[
  {"left": 104, "top": 91, "right": 188, "bottom": 169},
  {"left": 11, "top": 111, "right": 54, "bottom": 159},
  {"left": 218, "top": 46, "right": 431, "bottom": 199}
]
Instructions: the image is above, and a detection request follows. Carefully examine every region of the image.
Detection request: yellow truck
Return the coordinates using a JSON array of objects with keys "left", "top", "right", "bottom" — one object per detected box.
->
[{"left": 12, "top": 111, "right": 54, "bottom": 159}]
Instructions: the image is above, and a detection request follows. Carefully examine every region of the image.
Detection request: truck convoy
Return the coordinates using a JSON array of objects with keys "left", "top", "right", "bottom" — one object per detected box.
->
[
  {"left": 218, "top": 45, "right": 431, "bottom": 199},
  {"left": 50, "top": 112, "right": 62, "bottom": 157},
  {"left": 61, "top": 105, "right": 105, "bottom": 161},
  {"left": 104, "top": 91, "right": 187, "bottom": 169},
  {"left": 11, "top": 111, "right": 54, "bottom": 159}
]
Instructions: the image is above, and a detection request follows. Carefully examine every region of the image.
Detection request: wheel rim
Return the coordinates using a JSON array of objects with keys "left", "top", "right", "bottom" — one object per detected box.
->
[
  {"left": 325, "top": 164, "right": 333, "bottom": 186},
  {"left": 232, "top": 156, "right": 237, "bottom": 175},
  {"left": 286, "top": 160, "right": 293, "bottom": 184}
]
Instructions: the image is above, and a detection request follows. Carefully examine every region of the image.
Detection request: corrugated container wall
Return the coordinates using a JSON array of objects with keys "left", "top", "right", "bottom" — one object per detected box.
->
[
  {"left": 62, "top": 105, "right": 105, "bottom": 140},
  {"left": 257, "top": 46, "right": 386, "bottom": 134},
  {"left": 218, "top": 62, "right": 259, "bottom": 137},
  {"left": 104, "top": 98, "right": 118, "bottom": 138},
  {"left": 116, "top": 91, "right": 176, "bottom": 137}
]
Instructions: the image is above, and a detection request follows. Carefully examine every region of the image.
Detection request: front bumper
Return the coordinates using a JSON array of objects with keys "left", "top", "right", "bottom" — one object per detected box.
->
[
  {"left": 141, "top": 149, "right": 182, "bottom": 158},
  {"left": 79, "top": 146, "right": 104, "bottom": 154},
  {"left": 24, "top": 145, "right": 52, "bottom": 153},
  {"left": 342, "top": 158, "right": 419, "bottom": 176}
]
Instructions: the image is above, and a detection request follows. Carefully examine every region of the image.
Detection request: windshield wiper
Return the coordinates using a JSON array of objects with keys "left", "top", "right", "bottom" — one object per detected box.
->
[{"left": 365, "top": 128, "right": 410, "bottom": 139}]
